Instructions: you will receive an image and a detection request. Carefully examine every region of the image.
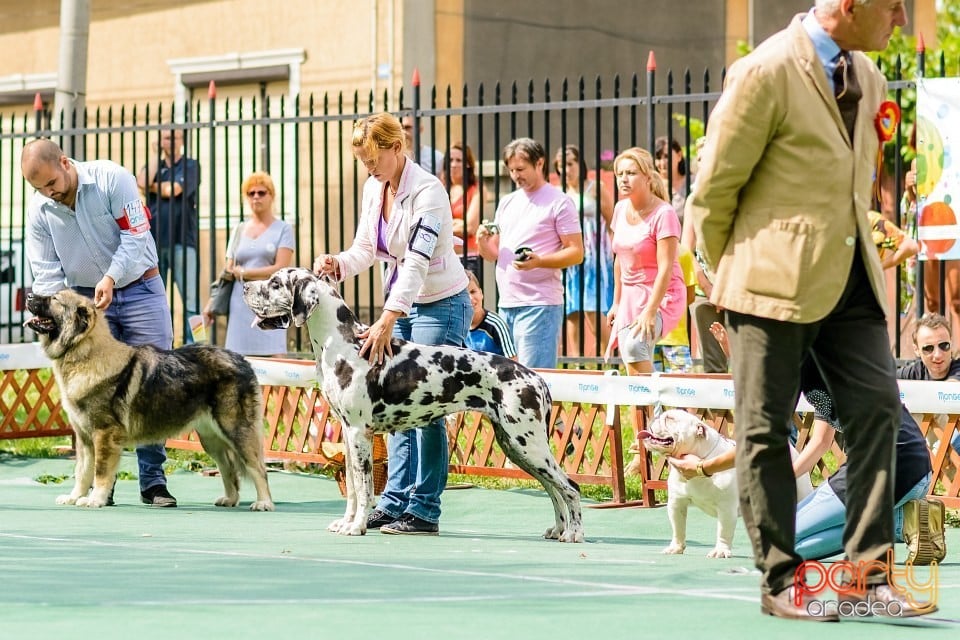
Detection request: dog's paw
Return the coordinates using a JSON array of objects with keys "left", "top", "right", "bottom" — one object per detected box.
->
[
  {"left": 559, "top": 529, "right": 585, "bottom": 543},
  {"left": 707, "top": 546, "right": 732, "bottom": 559},
  {"left": 214, "top": 496, "right": 240, "bottom": 508},
  {"left": 75, "top": 495, "right": 106, "bottom": 508},
  {"left": 335, "top": 520, "right": 366, "bottom": 536},
  {"left": 327, "top": 518, "right": 346, "bottom": 533},
  {"left": 56, "top": 494, "right": 79, "bottom": 505},
  {"left": 662, "top": 543, "right": 686, "bottom": 555},
  {"left": 543, "top": 526, "right": 562, "bottom": 540},
  {"left": 248, "top": 500, "right": 275, "bottom": 512}
]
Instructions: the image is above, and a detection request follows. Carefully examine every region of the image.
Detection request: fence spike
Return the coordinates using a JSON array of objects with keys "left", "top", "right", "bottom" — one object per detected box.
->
[{"left": 647, "top": 51, "right": 657, "bottom": 72}]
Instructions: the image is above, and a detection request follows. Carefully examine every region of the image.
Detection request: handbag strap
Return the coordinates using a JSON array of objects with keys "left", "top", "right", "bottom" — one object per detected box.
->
[{"left": 225, "top": 221, "right": 245, "bottom": 261}]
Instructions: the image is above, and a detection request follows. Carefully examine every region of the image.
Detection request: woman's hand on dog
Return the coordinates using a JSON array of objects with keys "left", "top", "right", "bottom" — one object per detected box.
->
[
  {"left": 667, "top": 454, "right": 703, "bottom": 480},
  {"left": 358, "top": 309, "right": 402, "bottom": 365}
]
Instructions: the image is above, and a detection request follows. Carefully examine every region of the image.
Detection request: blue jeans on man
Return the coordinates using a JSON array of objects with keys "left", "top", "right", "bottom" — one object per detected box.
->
[
  {"left": 158, "top": 243, "right": 198, "bottom": 342},
  {"left": 74, "top": 275, "right": 174, "bottom": 494},
  {"left": 499, "top": 304, "right": 563, "bottom": 369},
  {"left": 375, "top": 289, "right": 471, "bottom": 525}
]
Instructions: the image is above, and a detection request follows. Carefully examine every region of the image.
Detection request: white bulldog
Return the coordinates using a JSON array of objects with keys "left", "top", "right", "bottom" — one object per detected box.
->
[
  {"left": 641, "top": 409, "right": 814, "bottom": 559},
  {"left": 640, "top": 409, "right": 739, "bottom": 558}
]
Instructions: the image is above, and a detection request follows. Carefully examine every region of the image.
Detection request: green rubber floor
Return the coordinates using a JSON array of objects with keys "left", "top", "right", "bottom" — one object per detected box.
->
[{"left": 1, "top": 452, "right": 957, "bottom": 639}]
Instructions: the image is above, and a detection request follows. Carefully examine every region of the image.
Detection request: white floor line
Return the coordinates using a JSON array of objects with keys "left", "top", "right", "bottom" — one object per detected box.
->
[{"left": 0, "top": 531, "right": 760, "bottom": 606}]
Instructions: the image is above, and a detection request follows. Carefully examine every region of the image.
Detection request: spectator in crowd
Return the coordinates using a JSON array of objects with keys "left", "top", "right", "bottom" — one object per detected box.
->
[
  {"left": 686, "top": 1, "right": 920, "bottom": 619},
  {"left": 401, "top": 115, "right": 444, "bottom": 177},
  {"left": 554, "top": 144, "right": 614, "bottom": 359},
  {"left": 314, "top": 112, "right": 470, "bottom": 536},
  {"left": 681, "top": 138, "right": 728, "bottom": 373},
  {"left": 464, "top": 270, "right": 516, "bottom": 358},
  {"left": 605, "top": 147, "right": 684, "bottom": 376},
  {"left": 202, "top": 172, "right": 294, "bottom": 357},
  {"left": 477, "top": 137, "right": 583, "bottom": 369},
  {"left": 898, "top": 312, "right": 960, "bottom": 453},
  {"left": 137, "top": 128, "right": 201, "bottom": 343},
  {"left": 899, "top": 312, "right": 960, "bottom": 381},
  {"left": 653, "top": 245, "right": 697, "bottom": 372},
  {"left": 22, "top": 138, "right": 177, "bottom": 507},
  {"left": 442, "top": 142, "right": 484, "bottom": 280},
  {"left": 654, "top": 137, "right": 690, "bottom": 219}
]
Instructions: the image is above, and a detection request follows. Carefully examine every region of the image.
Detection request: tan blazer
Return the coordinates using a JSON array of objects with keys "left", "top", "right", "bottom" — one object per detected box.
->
[{"left": 686, "top": 15, "right": 888, "bottom": 323}]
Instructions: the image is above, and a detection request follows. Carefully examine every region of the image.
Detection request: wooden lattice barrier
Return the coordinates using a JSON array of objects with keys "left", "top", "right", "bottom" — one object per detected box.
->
[
  {"left": 3, "top": 354, "right": 959, "bottom": 511},
  {"left": 0, "top": 369, "right": 72, "bottom": 439}
]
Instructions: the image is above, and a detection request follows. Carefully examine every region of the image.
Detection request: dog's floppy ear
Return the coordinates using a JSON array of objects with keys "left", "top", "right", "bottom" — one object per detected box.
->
[
  {"left": 291, "top": 272, "right": 321, "bottom": 327},
  {"left": 695, "top": 421, "right": 707, "bottom": 439}
]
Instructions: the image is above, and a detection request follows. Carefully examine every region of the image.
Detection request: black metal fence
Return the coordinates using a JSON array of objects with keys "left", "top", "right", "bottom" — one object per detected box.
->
[{"left": 0, "top": 51, "right": 953, "bottom": 362}]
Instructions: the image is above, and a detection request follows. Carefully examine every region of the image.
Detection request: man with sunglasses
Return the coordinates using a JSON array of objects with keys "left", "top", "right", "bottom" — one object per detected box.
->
[
  {"left": 899, "top": 312, "right": 960, "bottom": 382},
  {"left": 899, "top": 312, "right": 960, "bottom": 454},
  {"left": 21, "top": 138, "right": 177, "bottom": 508}
]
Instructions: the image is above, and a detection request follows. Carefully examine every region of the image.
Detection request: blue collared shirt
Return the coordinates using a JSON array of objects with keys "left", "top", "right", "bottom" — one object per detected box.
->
[
  {"left": 26, "top": 159, "right": 159, "bottom": 295},
  {"left": 802, "top": 8, "right": 844, "bottom": 94}
]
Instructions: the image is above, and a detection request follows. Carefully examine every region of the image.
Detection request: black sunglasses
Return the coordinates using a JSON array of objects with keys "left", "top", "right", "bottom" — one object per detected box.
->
[
  {"left": 247, "top": 189, "right": 269, "bottom": 197},
  {"left": 920, "top": 341, "right": 951, "bottom": 355}
]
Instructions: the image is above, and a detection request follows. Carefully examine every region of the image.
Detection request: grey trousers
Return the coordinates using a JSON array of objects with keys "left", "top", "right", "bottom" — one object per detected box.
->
[
  {"left": 725, "top": 254, "right": 899, "bottom": 595},
  {"left": 691, "top": 296, "right": 728, "bottom": 373}
]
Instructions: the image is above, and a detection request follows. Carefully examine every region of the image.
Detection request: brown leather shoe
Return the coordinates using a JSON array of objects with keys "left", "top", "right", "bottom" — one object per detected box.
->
[
  {"left": 761, "top": 587, "right": 839, "bottom": 622},
  {"left": 838, "top": 584, "right": 938, "bottom": 618}
]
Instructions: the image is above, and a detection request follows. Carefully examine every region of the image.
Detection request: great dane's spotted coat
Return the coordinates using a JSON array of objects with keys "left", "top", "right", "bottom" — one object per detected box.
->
[{"left": 242, "top": 267, "right": 584, "bottom": 542}]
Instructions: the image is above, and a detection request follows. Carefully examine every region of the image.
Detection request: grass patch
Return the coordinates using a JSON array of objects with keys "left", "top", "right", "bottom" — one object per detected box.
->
[{"left": 0, "top": 436, "right": 72, "bottom": 458}]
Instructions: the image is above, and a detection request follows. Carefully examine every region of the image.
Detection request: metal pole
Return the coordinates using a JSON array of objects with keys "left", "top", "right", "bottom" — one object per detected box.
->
[{"left": 53, "top": 0, "right": 90, "bottom": 159}]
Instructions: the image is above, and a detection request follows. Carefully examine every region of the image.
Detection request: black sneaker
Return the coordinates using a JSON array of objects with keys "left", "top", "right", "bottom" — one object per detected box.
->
[
  {"left": 380, "top": 513, "right": 439, "bottom": 536},
  {"left": 366, "top": 509, "right": 397, "bottom": 529},
  {"left": 140, "top": 484, "right": 178, "bottom": 508}
]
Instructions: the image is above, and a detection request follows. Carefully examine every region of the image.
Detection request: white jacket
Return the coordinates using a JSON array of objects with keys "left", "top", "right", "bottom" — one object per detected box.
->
[{"left": 335, "top": 158, "right": 468, "bottom": 315}]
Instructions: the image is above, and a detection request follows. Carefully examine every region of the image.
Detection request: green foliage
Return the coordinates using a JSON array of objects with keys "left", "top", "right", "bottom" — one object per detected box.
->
[{"left": 34, "top": 473, "right": 69, "bottom": 484}]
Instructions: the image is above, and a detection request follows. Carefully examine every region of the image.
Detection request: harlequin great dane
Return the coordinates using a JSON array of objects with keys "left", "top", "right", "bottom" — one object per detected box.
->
[{"left": 242, "top": 267, "right": 584, "bottom": 542}]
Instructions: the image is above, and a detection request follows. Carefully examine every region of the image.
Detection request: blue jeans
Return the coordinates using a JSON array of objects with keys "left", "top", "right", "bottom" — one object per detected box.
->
[
  {"left": 498, "top": 304, "right": 562, "bottom": 369},
  {"left": 158, "top": 244, "right": 199, "bottom": 342},
  {"left": 74, "top": 275, "right": 174, "bottom": 492},
  {"left": 795, "top": 472, "right": 932, "bottom": 560},
  {"left": 375, "top": 288, "right": 471, "bottom": 524}
]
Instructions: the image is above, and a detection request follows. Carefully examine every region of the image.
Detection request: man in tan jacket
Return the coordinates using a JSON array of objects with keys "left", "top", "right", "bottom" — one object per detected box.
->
[{"left": 688, "top": 0, "right": 932, "bottom": 621}]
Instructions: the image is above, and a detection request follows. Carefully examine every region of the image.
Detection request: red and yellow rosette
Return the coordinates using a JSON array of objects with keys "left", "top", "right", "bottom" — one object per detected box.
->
[
  {"left": 874, "top": 100, "right": 900, "bottom": 142},
  {"left": 874, "top": 100, "right": 901, "bottom": 201}
]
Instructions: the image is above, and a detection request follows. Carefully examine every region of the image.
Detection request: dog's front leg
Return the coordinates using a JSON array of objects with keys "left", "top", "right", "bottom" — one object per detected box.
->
[
  {"left": 57, "top": 430, "right": 94, "bottom": 505},
  {"left": 331, "top": 426, "right": 374, "bottom": 536},
  {"left": 708, "top": 500, "right": 738, "bottom": 559},
  {"left": 75, "top": 428, "right": 123, "bottom": 508},
  {"left": 327, "top": 456, "right": 358, "bottom": 534},
  {"left": 663, "top": 496, "right": 689, "bottom": 554}
]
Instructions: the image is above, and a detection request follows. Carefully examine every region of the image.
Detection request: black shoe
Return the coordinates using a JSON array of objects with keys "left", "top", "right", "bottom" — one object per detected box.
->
[
  {"left": 380, "top": 513, "right": 439, "bottom": 536},
  {"left": 366, "top": 509, "right": 397, "bottom": 529},
  {"left": 140, "top": 484, "right": 178, "bottom": 508}
]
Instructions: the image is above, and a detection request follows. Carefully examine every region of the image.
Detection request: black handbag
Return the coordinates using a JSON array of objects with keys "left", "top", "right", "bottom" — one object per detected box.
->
[
  {"left": 209, "top": 272, "right": 235, "bottom": 316},
  {"left": 208, "top": 223, "right": 244, "bottom": 316}
]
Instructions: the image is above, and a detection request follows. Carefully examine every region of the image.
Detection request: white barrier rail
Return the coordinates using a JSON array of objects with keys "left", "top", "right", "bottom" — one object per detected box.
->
[{"left": 3, "top": 343, "right": 958, "bottom": 414}]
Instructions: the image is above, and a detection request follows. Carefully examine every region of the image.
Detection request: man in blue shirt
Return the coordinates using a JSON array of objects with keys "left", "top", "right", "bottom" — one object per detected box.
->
[
  {"left": 138, "top": 128, "right": 201, "bottom": 343},
  {"left": 22, "top": 138, "right": 177, "bottom": 507}
]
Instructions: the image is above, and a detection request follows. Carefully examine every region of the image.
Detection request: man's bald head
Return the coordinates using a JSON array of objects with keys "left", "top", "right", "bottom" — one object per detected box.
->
[
  {"left": 21, "top": 139, "right": 66, "bottom": 181},
  {"left": 21, "top": 138, "right": 77, "bottom": 207}
]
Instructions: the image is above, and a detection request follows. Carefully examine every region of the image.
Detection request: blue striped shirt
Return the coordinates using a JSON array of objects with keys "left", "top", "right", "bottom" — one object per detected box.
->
[
  {"left": 26, "top": 159, "right": 159, "bottom": 295},
  {"left": 466, "top": 310, "right": 517, "bottom": 358}
]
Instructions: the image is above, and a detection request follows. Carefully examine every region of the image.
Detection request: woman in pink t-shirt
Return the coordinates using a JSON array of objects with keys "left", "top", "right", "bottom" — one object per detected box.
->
[{"left": 605, "top": 147, "right": 685, "bottom": 374}]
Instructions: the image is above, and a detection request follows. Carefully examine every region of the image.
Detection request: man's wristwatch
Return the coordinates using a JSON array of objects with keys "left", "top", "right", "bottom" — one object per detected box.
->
[{"left": 696, "top": 461, "right": 712, "bottom": 478}]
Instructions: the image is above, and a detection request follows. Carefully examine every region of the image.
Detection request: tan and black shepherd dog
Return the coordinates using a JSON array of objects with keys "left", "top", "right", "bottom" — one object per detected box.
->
[{"left": 26, "top": 289, "right": 274, "bottom": 511}]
